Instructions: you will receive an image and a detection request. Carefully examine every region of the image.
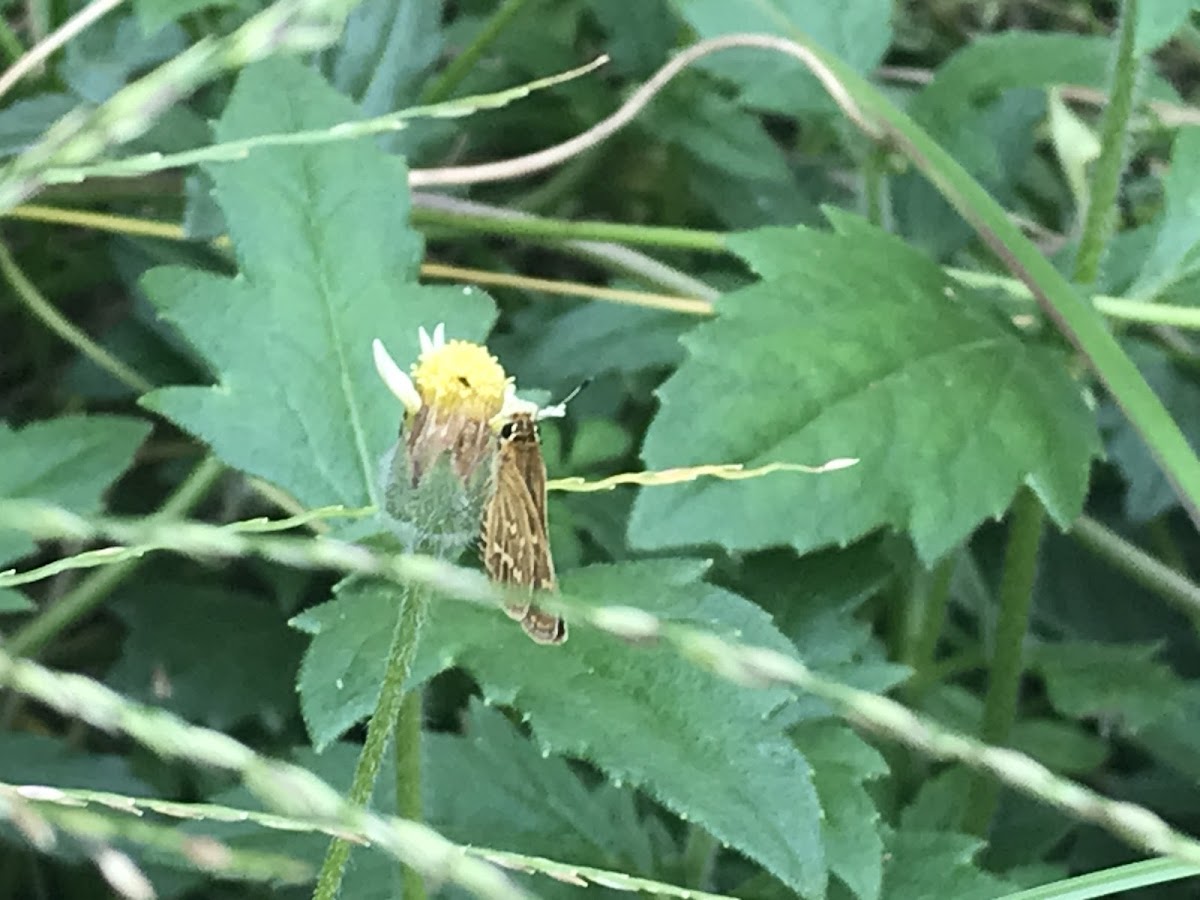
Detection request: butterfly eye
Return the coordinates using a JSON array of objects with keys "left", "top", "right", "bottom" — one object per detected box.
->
[{"left": 499, "top": 422, "right": 516, "bottom": 440}]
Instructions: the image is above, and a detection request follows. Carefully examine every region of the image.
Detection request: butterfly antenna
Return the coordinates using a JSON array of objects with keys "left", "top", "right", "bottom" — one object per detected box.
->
[{"left": 538, "top": 377, "right": 592, "bottom": 420}]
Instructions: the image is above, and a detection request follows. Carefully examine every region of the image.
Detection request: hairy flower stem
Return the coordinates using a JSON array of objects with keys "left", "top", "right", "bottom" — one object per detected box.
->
[
  {"left": 965, "top": 0, "right": 1143, "bottom": 839},
  {"left": 395, "top": 688, "right": 427, "bottom": 900},
  {"left": 313, "top": 583, "right": 430, "bottom": 900},
  {"left": 900, "top": 554, "right": 956, "bottom": 704},
  {"left": 964, "top": 487, "right": 1044, "bottom": 836},
  {"left": 1073, "top": 0, "right": 1142, "bottom": 285}
]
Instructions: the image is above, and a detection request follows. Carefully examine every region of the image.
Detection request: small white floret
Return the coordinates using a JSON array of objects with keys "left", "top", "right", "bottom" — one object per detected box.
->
[{"left": 372, "top": 339, "right": 422, "bottom": 414}]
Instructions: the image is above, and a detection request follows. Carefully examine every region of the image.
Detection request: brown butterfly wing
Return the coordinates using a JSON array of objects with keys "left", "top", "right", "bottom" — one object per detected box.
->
[{"left": 481, "top": 431, "right": 566, "bottom": 644}]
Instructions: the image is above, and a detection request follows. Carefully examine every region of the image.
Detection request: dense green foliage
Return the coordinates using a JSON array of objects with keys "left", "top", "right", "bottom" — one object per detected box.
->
[{"left": 5, "top": 2, "right": 1200, "bottom": 899}]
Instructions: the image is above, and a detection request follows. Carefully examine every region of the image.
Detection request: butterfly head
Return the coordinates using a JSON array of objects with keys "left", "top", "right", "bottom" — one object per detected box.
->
[
  {"left": 496, "top": 411, "right": 539, "bottom": 445},
  {"left": 490, "top": 379, "right": 591, "bottom": 438}
]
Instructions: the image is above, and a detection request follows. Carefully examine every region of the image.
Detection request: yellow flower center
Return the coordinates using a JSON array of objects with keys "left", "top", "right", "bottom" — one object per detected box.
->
[{"left": 410, "top": 339, "right": 508, "bottom": 420}]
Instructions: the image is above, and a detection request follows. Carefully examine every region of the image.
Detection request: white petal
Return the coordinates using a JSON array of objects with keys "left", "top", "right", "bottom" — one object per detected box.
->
[
  {"left": 818, "top": 457, "right": 859, "bottom": 472},
  {"left": 418, "top": 326, "right": 434, "bottom": 355},
  {"left": 372, "top": 339, "right": 422, "bottom": 414},
  {"left": 433, "top": 322, "right": 446, "bottom": 347},
  {"left": 537, "top": 402, "right": 568, "bottom": 420}
]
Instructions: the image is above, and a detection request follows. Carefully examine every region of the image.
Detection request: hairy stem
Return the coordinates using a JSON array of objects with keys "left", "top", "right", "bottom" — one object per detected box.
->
[
  {"left": 395, "top": 689, "right": 427, "bottom": 900},
  {"left": 862, "top": 146, "right": 891, "bottom": 229},
  {"left": 964, "top": 487, "right": 1044, "bottom": 836},
  {"left": 313, "top": 584, "right": 430, "bottom": 900},
  {"left": 901, "top": 555, "right": 956, "bottom": 703},
  {"left": 1074, "top": 0, "right": 1141, "bottom": 284}
]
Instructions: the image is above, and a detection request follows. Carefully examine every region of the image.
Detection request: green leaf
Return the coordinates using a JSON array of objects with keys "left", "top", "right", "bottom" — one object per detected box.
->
[
  {"left": 628, "top": 215, "right": 1099, "bottom": 563},
  {"left": 1129, "top": 127, "right": 1200, "bottom": 300},
  {"left": 511, "top": 303, "right": 689, "bottom": 389},
  {"left": 795, "top": 21, "right": 1200, "bottom": 532},
  {"left": 1133, "top": 0, "right": 1195, "bottom": 55},
  {"left": 584, "top": 0, "right": 677, "bottom": 77},
  {"left": 893, "top": 89, "right": 1044, "bottom": 259},
  {"left": 914, "top": 32, "right": 1178, "bottom": 127},
  {"left": 900, "top": 766, "right": 974, "bottom": 833},
  {"left": 428, "top": 698, "right": 673, "bottom": 875},
  {"left": 989, "top": 791, "right": 1078, "bottom": 874},
  {"left": 107, "top": 579, "right": 305, "bottom": 730},
  {"left": 0, "top": 415, "right": 152, "bottom": 565},
  {"left": 1032, "top": 641, "right": 1193, "bottom": 734},
  {"left": 668, "top": 0, "right": 892, "bottom": 115},
  {"left": 0, "top": 588, "right": 33, "bottom": 612},
  {"left": 1101, "top": 342, "right": 1200, "bottom": 522},
  {"left": 322, "top": 0, "right": 449, "bottom": 160},
  {"left": 793, "top": 720, "right": 887, "bottom": 900},
  {"left": 191, "top": 714, "right": 676, "bottom": 899},
  {"left": 326, "top": 0, "right": 441, "bottom": 113},
  {"left": 140, "top": 58, "right": 497, "bottom": 513},
  {"left": 644, "top": 82, "right": 827, "bottom": 229},
  {"left": 411, "top": 559, "right": 828, "bottom": 898},
  {"left": 647, "top": 87, "right": 792, "bottom": 183},
  {"left": 1032, "top": 528, "right": 1191, "bottom": 646},
  {"left": 290, "top": 576, "right": 400, "bottom": 751},
  {"left": 881, "top": 828, "right": 1014, "bottom": 900}
]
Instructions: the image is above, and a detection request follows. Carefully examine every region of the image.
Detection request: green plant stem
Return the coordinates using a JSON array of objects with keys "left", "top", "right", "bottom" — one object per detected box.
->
[
  {"left": 417, "top": 196, "right": 1200, "bottom": 330},
  {"left": 412, "top": 192, "right": 719, "bottom": 301},
  {"left": 945, "top": 267, "right": 1200, "bottom": 330},
  {"left": 1074, "top": 0, "right": 1141, "bottom": 285},
  {"left": 5, "top": 455, "right": 225, "bottom": 657},
  {"left": 420, "top": 0, "right": 534, "bottom": 104},
  {"left": 0, "top": 240, "right": 153, "bottom": 394},
  {"left": 963, "top": 4, "right": 1139, "bottom": 835},
  {"left": 964, "top": 487, "right": 1045, "bottom": 836},
  {"left": 395, "top": 689, "right": 427, "bottom": 900},
  {"left": 1071, "top": 516, "right": 1200, "bottom": 622},
  {"left": 313, "top": 584, "right": 430, "bottom": 900},
  {"left": 410, "top": 202, "right": 726, "bottom": 251},
  {"left": 901, "top": 555, "right": 956, "bottom": 702},
  {"left": 679, "top": 824, "right": 718, "bottom": 890},
  {"left": 862, "top": 147, "right": 890, "bottom": 229}
]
